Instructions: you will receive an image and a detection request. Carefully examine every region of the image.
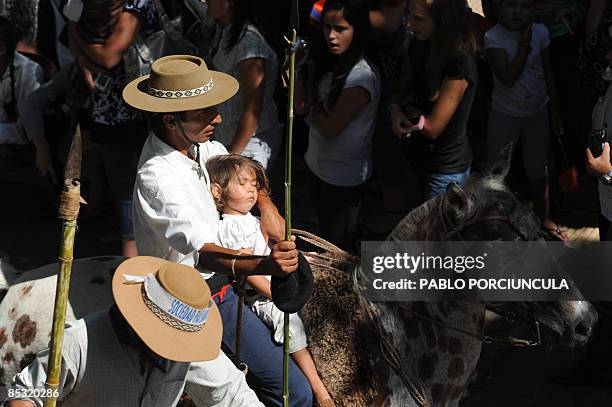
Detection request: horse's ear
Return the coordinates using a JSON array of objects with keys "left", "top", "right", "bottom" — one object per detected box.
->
[
  {"left": 488, "top": 141, "right": 514, "bottom": 180},
  {"left": 443, "top": 182, "right": 471, "bottom": 224}
]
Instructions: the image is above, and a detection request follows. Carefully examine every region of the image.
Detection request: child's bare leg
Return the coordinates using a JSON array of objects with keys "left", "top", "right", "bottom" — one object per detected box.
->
[{"left": 291, "top": 348, "right": 333, "bottom": 404}]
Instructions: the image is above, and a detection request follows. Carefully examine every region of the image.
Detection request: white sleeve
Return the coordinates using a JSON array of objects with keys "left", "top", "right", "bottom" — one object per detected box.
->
[
  {"left": 19, "top": 63, "right": 75, "bottom": 143},
  {"left": 344, "top": 61, "right": 376, "bottom": 101},
  {"left": 7, "top": 329, "right": 83, "bottom": 406},
  {"left": 185, "top": 351, "right": 264, "bottom": 407},
  {"left": 535, "top": 23, "right": 550, "bottom": 50},
  {"left": 484, "top": 27, "right": 502, "bottom": 51}
]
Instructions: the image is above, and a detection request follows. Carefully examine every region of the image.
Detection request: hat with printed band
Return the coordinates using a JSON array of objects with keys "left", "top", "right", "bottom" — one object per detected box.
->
[
  {"left": 112, "top": 256, "right": 222, "bottom": 362},
  {"left": 122, "top": 55, "right": 239, "bottom": 113}
]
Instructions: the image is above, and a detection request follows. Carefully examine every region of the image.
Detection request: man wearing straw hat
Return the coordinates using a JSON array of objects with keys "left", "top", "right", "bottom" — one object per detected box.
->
[
  {"left": 6, "top": 257, "right": 263, "bottom": 406},
  {"left": 121, "top": 55, "right": 313, "bottom": 406}
]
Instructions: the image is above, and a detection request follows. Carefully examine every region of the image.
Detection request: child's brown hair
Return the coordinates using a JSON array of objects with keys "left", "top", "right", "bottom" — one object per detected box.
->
[{"left": 206, "top": 154, "right": 271, "bottom": 212}]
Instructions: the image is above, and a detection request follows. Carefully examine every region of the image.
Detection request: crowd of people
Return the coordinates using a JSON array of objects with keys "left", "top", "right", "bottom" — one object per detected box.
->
[{"left": 1, "top": 0, "right": 612, "bottom": 404}]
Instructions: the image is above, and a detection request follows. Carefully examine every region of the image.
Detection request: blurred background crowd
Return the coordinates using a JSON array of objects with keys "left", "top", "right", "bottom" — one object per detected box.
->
[{"left": 0, "top": 0, "right": 610, "bottom": 259}]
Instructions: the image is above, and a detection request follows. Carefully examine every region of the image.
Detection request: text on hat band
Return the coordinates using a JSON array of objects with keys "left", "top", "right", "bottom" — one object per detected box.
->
[{"left": 124, "top": 273, "right": 212, "bottom": 332}]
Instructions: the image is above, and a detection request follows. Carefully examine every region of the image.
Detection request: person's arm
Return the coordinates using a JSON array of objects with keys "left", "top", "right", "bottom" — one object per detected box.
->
[
  {"left": 541, "top": 45, "right": 563, "bottom": 136},
  {"left": 257, "top": 190, "right": 285, "bottom": 242},
  {"left": 229, "top": 58, "right": 266, "bottom": 154},
  {"left": 293, "top": 61, "right": 315, "bottom": 116},
  {"left": 19, "top": 64, "right": 78, "bottom": 183},
  {"left": 246, "top": 275, "right": 273, "bottom": 299},
  {"left": 310, "top": 86, "right": 370, "bottom": 139},
  {"left": 6, "top": 338, "right": 80, "bottom": 407},
  {"left": 186, "top": 351, "right": 264, "bottom": 406},
  {"left": 6, "top": 401, "right": 35, "bottom": 406},
  {"left": 389, "top": 40, "right": 425, "bottom": 136},
  {"left": 198, "top": 236, "right": 297, "bottom": 279},
  {"left": 417, "top": 77, "right": 469, "bottom": 140},
  {"left": 485, "top": 25, "right": 532, "bottom": 87},
  {"left": 72, "top": 10, "right": 142, "bottom": 69}
]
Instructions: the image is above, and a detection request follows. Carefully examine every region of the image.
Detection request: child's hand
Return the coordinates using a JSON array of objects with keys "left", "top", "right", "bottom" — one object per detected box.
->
[
  {"left": 238, "top": 248, "right": 254, "bottom": 255},
  {"left": 390, "top": 107, "right": 412, "bottom": 138}
]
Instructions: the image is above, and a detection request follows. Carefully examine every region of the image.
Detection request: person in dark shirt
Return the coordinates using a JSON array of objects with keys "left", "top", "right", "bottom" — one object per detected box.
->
[{"left": 389, "top": 0, "right": 478, "bottom": 201}]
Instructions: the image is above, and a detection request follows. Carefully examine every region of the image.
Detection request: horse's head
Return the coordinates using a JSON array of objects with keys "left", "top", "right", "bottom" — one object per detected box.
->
[{"left": 387, "top": 143, "right": 597, "bottom": 347}]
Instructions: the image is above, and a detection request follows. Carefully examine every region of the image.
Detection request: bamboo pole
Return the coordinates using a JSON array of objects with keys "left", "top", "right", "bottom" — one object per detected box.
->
[
  {"left": 283, "top": 25, "right": 298, "bottom": 407},
  {"left": 44, "top": 125, "right": 83, "bottom": 407}
]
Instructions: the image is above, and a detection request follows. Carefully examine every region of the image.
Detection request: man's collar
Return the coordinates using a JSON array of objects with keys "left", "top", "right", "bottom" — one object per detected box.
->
[{"left": 151, "top": 132, "right": 201, "bottom": 170}]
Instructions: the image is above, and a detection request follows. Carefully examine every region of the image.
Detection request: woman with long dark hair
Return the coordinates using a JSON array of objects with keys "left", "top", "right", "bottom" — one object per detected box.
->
[
  {"left": 207, "top": 0, "right": 281, "bottom": 170},
  {"left": 389, "top": 0, "right": 478, "bottom": 201},
  {"left": 297, "top": 0, "right": 382, "bottom": 251}
]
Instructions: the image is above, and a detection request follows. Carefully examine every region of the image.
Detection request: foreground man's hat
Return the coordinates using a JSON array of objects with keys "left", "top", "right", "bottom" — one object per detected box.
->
[
  {"left": 113, "top": 256, "right": 222, "bottom": 362},
  {"left": 123, "top": 54, "right": 239, "bottom": 112}
]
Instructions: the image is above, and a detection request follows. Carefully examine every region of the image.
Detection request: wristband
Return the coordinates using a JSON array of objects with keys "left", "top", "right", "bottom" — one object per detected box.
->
[{"left": 408, "top": 115, "right": 425, "bottom": 132}]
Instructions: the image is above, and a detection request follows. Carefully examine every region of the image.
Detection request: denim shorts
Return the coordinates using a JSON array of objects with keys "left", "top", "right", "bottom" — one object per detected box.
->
[{"left": 421, "top": 167, "right": 471, "bottom": 201}]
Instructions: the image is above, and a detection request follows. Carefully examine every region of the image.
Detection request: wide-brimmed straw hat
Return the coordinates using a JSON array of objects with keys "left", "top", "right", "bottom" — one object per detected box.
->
[
  {"left": 112, "top": 256, "right": 222, "bottom": 362},
  {"left": 123, "top": 55, "right": 239, "bottom": 113}
]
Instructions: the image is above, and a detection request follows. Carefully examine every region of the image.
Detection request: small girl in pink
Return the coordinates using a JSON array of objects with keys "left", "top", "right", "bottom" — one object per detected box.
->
[{"left": 205, "top": 154, "right": 334, "bottom": 406}]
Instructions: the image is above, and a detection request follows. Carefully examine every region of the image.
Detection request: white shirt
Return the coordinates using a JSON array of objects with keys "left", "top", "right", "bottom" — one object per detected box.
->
[
  {"left": 0, "top": 52, "right": 44, "bottom": 145},
  {"left": 484, "top": 23, "right": 551, "bottom": 117},
  {"left": 304, "top": 57, "right": 381, "bottom": 187},
  {"left": 133, "top": 134, "right": 227, "bottom": 275},
  {"left": 8, "top": 311, "right": 263, "bottom": 407},
  {"left": 217, "top": 213, "right": 270, "bottom": 256}
]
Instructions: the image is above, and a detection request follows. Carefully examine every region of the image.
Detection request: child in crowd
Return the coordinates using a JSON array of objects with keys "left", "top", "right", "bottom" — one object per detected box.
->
[
  {"left": 484, "top": 0, "right": 566, "bottom": 239},
  {"left": 389, "top": 0, "right": 478, "bottom": 201},
  {"left": 205, "top": 154, "right": 335, "bottom": 407},
  {"left": 297, "top": 0, "right": 381, "bottom": 251}
]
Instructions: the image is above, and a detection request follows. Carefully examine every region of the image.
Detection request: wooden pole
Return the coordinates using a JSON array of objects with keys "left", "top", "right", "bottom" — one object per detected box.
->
[
  {"left": 44, "top": 125, "right": 83, "bottom": 407},
  {"left": 283, "top": 25, "right": 298, "bottom": 407}
]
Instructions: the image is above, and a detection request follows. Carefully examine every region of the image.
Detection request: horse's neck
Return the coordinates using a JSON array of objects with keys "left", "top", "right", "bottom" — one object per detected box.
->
[{"left": 378, "top": 301, "right": 486, "bottom": 407}]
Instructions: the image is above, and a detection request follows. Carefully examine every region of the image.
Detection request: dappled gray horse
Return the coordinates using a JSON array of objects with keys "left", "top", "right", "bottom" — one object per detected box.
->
[{"left": 300, "top": 145, "right": 597, "bottom": 406}]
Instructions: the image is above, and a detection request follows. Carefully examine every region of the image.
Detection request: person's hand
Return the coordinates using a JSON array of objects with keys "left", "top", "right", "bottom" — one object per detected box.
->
[
  {"left": 268, "top": 236, "right": 298, "bottom": 277},
  {"left": 586, "top": 142, "right": 612, "bottom": 177},
  {"left": 390, "top": 106, "right": 412, "bottom": 137},
  {"left": 228, "top": 145, "right": 244, "bottom": 155},
  {"left": 238, "top": 248, "right": 254, "bottom": 255},
  {"left": 32, "top": 138, "right": 57, "bottom": 184}
]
